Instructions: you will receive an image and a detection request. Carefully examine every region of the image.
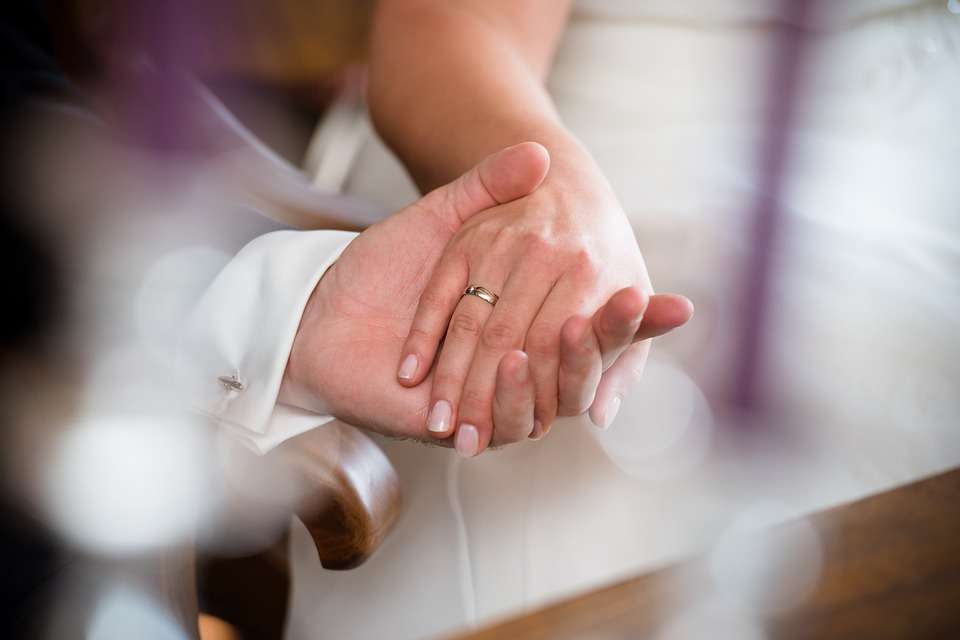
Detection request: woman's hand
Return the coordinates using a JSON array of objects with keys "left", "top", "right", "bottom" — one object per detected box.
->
[{"left": 395, "top": 155, "right": 688, "bottom": 455}]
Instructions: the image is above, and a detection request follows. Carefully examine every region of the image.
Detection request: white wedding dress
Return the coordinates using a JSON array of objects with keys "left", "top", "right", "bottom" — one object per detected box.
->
[{"left": 286, "top": 2, "right": 960, "bottom": 638}]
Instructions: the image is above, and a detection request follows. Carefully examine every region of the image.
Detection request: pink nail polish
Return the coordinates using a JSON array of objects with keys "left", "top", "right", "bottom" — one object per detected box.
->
[
  {"left": 427, "top": 400, "right": 452, "bottom": 433},
  {"left": 398, "top": 354, "right": 418, "bottom": 381},
  {"left": 456, "top": 424, "right": 479, "bottom": 457}
]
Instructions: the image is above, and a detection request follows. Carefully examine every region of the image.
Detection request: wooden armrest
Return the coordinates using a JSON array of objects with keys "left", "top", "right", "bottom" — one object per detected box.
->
[
  {"left": 269, "top": 421, "right": 401, "bottom": 570},
  {"left": 193, "top": 422, "right": 400, "bottom": 637},
  {"left": 212, "top": 420, "right": 400, "bottom": 569}
]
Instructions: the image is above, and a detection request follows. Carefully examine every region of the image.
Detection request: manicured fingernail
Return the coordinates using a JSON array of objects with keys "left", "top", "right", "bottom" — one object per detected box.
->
[
  {"left": 456, "top": 424, "right": 479, "bottom": 457},
  {"left": 529, "top": 419, "right": 544, "bottom": 440},
  {"left": 427, "top": 400, "right": 452, "bottom": 433},
  {"left": 398, "top": 354, "right": 418, "bottom": 381},
  {"left": 601, "top": 395, "right": 622, "bottom": 430}
]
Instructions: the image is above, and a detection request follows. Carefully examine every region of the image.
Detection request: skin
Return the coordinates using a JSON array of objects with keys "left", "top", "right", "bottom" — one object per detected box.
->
[
  {"left": 369, "top": 1, "right": 689, "bottom": 455},
  {"left": 279, "top": 144, "right": 691, "bottom": 449}
]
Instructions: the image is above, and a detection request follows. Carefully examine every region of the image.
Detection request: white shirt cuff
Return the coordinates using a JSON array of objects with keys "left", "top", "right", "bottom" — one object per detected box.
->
[{"left": 179, "top": 229, "right": 357, "bottom": 454}]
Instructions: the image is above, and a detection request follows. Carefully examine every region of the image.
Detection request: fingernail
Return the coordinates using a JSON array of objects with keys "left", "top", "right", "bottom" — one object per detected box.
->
[
  {"left": 601, "top": 395, "right": 622, "bottom": 430},
  {"left": 427, "top": 400, "right": 452, "bottom": 433},
  {"left": 398, "top": 354, "right": 418, "bottom": 381},
  {"left": 456, "top": 424, "right": 479, "bottom": 457},
  {"left": 529, "top": 419, "right": 544, "bottom": 440}
]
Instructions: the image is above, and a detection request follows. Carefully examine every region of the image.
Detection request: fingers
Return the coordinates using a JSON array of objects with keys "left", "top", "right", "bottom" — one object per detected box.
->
[
  {"left": 523, "top": 275, "right": 580, "bottom": 440},
  {"left": 418, "top": 142, "right": 550, "bottom": 229},
  {"left": 397, "top": 252, "right": 470, "bottom": 386},
  {"left": 425, "top": 296, "right": 495, "bottom": 442},
  {"left": 453, "top": 261, "right": 557, "bottom": 454},
  {"left": 558, "top": 290, "right": 693, "bottom": 421},
  {"left": 447, "top": 287, "right": 693, "bottom": 449},
  {"left": 396, "top": 142, "right": 550, "bottom": 388},
  {"left": 489, "top": 351, "right": 536, "bottom": 447},
  {"left": 591, "top": 288, "right": 694, "bottom": 373},
  {"left": 557, "top": 315, "right": 603, "bottom": 417},
  {"left": 593, "top": 287, "right": 649, "bottom": 371},
  {"left": 589, "top": 340, "right": 651, "bottom": 430},
  {"left": 583, "top": 293, "right": 691, "bottom": 429},
  {"left": 633, "top": 293, "right": 695, "bottom": 341},
  {"left": 424, "top": 259, "right": 509, "bottom": 445}
]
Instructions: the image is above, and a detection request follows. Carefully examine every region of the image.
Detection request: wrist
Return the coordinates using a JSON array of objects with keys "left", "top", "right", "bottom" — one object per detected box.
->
[
  {"left": 278, "top": 278, "right": 333, "bottom": 416},
  {"left": 550, "top": 143, "right": 611, "bottom": 192},
  {"left": 278, "top": 351, "right": 315, "bottom": 414},
  {"left": 535, "top": 149, "right": 621, "bottom": 219}
]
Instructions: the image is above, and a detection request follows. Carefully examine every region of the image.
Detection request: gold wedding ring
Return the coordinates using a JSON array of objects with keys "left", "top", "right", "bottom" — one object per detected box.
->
[{"left": 462, "top": 285, "right": 500, "bottom": 307}]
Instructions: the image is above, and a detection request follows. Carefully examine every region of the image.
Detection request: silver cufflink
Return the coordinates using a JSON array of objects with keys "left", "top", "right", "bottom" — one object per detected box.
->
[{"left": 218, "top": 374, "right": 246, "bottom": 392}]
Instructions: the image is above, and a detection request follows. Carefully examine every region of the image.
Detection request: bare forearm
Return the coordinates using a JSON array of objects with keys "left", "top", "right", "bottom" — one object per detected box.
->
[
  {"left": 368, "top": 2, "right": 669, "bottom": 452},
  {"left": 368, "top": 0, "right": 585, "bottom": 193}
]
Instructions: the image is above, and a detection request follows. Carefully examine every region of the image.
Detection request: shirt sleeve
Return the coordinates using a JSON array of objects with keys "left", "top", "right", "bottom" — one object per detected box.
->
[{"left": 178, "top": 229, "right": 357, "bottom": 454}]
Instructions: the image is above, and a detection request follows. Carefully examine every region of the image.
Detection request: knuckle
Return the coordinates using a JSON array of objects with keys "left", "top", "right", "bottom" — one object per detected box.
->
[
  {"left": 525, "top": 232, "right": 553, "bottom": 254},
  {"left": 571, "top": 248, "right": 601, "bottom": 279},
  {"left": 449, "top": 312, "right": 483, "bottom": 340},
  {"left": 490, "top": 227, "right": 550, "bottom": 259},
  {"left": 405, "top": 325, "right": 434, "bottom": 346},
  {"left": 526, "top": 324, "right": 560, "bottom": 358},
  {"left": 562, "top": 327, "right": 593, "bottom": 360},
  {"left": 490, "top": 224, "right": 519, "bottom": 247},
  {"left": 481, "top": 320, "right": 520, "bottom": 351},
  {"left": 432, "top": 371, "right": 464, "bottom": 391},
  {"left": 418, "top": 288, "right": 451, "bottom": 315},
  {"left": 460, "top": 386, "right": 491, "bottom": 416}
]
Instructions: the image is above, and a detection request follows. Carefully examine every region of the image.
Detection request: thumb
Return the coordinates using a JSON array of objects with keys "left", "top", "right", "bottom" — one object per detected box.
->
[{"left": 419, "top": 142, "right": 550, "bottom": 228}]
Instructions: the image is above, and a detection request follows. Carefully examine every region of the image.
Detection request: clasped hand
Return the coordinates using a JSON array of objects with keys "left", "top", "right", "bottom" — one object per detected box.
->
[{"left": 282, "top": 143, "right": 691, "bottom": 456}]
